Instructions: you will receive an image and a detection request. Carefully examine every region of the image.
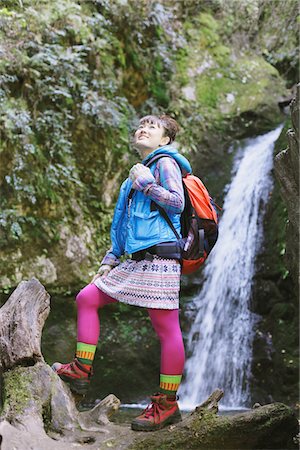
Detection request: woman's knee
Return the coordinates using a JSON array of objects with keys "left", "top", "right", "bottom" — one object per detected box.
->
[
  {"left": 76, "top": 284, "right": 101, "bottom": 309},
  {"left": 76, "top": 284, "right": 117, "bottom": 309}
]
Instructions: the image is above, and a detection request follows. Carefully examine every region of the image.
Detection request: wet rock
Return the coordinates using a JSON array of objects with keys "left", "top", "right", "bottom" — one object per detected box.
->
[
  {"left": 251, "top": 279, "right": 281, "bottom": 315},
  {"left": 274, "top": 83, "right": 299, "bottom": 287}
]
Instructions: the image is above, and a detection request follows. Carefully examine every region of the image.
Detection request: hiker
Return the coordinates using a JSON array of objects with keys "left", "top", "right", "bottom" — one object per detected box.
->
[{"left": 52, "top": 114, "right": 192, "bottom": 431}]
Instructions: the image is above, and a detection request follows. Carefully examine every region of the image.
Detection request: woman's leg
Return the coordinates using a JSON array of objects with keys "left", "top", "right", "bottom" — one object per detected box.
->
[
  {"left": 131, "top": 308, "right": 185, "bottom": 431},
  {"left": 147, "top": 308, "right": 185, "bottom": 398},
  {"left": 76, "top": 283, "right": 117, "bottom": 345},
  {"left": 75, "top": 283, "right": 117, "bottom": 365},
  {"left": 52, "top": 283, "right": 117, "bottom": 393}
]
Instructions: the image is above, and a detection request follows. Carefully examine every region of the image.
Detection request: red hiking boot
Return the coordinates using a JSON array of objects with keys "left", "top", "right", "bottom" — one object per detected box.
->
[
  {"left": 51, "top": 358, "right": 93, "bottom": 395},
  {"left": 131, "top": 393, "right": 182, "bottom": 431}
]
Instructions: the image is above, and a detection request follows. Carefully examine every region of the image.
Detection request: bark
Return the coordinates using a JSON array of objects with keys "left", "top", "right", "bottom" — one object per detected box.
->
[{"left": 0, "top": 279, "right": 298, "bottom": 450}]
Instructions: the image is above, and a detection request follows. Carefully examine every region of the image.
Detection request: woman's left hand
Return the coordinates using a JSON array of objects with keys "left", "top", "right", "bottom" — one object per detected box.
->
[
  {"left": 91, "top": 273, "right": 102, "bottom": 283},
  {"left": 91, "top": 264, "right": 112, "bottom": 283}
]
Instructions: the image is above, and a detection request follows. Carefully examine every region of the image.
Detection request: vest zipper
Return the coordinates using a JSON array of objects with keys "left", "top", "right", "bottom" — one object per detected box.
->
[{"left": 128, "top": 198, "right": 132, "bottom": 219}]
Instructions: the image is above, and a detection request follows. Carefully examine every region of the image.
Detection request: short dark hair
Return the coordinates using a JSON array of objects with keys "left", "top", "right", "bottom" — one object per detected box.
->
[{"left": 139, "top": 114, "right": 180, "bottom": 144}]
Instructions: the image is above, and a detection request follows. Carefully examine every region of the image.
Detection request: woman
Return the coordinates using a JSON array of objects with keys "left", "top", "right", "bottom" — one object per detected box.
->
[{"left": 52, "top": 114, "right": 192, "bottom": 431}]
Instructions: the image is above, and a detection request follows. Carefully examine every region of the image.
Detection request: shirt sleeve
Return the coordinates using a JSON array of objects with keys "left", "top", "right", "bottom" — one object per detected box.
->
[
  {"left": 100, "top": 249, "right": 120, "bottom": 268},
  {"left": 132, "top": 157, "right": 184, "bottom": 215}
]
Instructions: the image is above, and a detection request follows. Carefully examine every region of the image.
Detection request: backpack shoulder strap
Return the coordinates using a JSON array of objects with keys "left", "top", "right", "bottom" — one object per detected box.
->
[
  {"left": 145, "top": 153, "right": 173, "bottom": 168},
  {"left": 145, "top": 153, "right": 181, "bottom": 240},
  {"left": 154, "top": 203, "right": 181, "bottom": 240}
]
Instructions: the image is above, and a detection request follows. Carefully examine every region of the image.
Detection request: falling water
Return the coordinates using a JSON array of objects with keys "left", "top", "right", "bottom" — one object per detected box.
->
[{"left": 179, "top": 125, "right": 283, "bottom": 410}]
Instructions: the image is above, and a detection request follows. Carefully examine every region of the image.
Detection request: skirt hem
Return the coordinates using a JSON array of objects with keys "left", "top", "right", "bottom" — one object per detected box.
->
[
  {"left": 93, "top": 255, "right": 180, "bottom": 310},
  {"left": 93, "top": 283, "right": 178, "bottom": 310}
]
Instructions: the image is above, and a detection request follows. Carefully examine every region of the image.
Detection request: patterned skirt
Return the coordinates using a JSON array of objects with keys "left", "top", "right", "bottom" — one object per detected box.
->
[{"left": 93, "top": 256, "right": 181, "bottom": 310}]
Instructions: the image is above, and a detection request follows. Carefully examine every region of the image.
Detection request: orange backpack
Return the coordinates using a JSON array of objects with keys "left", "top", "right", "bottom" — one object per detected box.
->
[
  {"left": 147, "top": 154, "right": 219, "bottom": 274},
  {"left": 180, "top": 174, "right": 219, "bottom": 274}
]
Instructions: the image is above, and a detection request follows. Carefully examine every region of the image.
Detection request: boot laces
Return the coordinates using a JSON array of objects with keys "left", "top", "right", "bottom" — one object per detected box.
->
[
  {"left": 143, "top": 400, "right": 162, "bottom": 420},
  {"left": 60, "top": 361, "right": 74, "bottom": 372},
  {"left": 59, "top": 359, "right": 92, "bottom": 377}
]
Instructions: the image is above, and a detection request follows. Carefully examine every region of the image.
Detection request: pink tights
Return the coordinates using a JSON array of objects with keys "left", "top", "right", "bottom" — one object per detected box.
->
[{"left": 76, "top": 283, "right": 185, "bottom": 375}]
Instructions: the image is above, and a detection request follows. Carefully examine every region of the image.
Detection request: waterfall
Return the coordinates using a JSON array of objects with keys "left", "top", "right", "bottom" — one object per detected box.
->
[{"left": 179, "top": 125, "right": 283, "bottom": 410}]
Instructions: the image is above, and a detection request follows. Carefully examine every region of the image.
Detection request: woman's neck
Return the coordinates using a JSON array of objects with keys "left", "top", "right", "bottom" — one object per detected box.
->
[{"left": 140, "top": 145, "right": 166, "bottom": 160}]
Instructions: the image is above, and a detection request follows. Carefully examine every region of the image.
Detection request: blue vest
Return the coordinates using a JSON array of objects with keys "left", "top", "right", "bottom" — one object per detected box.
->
[{"left": 109, "top": 146, "right": 192, "bottom": 256}]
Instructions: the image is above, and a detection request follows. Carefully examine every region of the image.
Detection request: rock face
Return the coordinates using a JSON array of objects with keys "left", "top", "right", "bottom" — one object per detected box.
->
[
  {"left": 0, "top": 0, "right": 296, "bottom": 293},
  {"left": 274, "top": 84, "right": 299, "bottom": 287},
  {"left": 249, "top": 88, "right": 299, "bottom": 406}
]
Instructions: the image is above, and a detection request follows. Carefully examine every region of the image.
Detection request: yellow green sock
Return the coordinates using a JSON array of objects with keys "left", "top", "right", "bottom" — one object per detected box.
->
[
  {"left": 160, "top": 374, "right": 182, "bottom": 399},
  {"left": 76, "top": 342, "right": 96, "bottom": 366}
]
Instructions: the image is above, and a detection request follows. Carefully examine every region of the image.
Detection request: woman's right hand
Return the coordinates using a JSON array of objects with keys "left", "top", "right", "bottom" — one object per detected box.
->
[{"left": 91, "top": 264, "right": 112, "bottom": 283}]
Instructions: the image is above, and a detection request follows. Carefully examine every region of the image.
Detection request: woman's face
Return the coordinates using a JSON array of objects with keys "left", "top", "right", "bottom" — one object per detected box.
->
[{"left": 134, "top": 121, "right": 170, "bottom": 155}]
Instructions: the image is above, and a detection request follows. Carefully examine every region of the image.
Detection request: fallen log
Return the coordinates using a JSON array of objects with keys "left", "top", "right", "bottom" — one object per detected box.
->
[
  {"left": 129, "top": 393, "right": 298, "bottom": 450},
  {"left": 0, "top": 279, "right": 298, "bottom": 450}
]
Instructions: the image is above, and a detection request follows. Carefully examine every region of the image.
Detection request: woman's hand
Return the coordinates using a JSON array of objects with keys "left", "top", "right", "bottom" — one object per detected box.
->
[
  {"left": 129, "top": 163, "right": 155, "bottom": 191},
  {"left": 91, "top": 264, "right": 112, "bottom": 283},
  {"left": 129, "top": 163, "right": 152, "bottom": 183}
]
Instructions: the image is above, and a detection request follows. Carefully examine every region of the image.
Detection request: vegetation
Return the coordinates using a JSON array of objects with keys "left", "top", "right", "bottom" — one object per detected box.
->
[{"left": 0, "top": 0, "right": 297, "bottom": 292}]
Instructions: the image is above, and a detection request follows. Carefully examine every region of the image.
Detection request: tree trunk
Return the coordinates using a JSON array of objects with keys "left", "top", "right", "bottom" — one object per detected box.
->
[{"left": 0, "top": 279, "right": 298, "bottom": 450}]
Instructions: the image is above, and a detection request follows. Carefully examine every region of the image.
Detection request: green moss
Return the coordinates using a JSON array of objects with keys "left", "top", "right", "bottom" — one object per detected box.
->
[
  {"left": 196, "top": 74, "right": 231, "bottom": 110},
  {"left": 212, "top": 45, "right": 231, "bottom": 66},
  {"left": 173, "top": 8, "right": 286, "bottom": 143},
  {"left": 42, "top": 400, "right": 52, "bottom": 433},
  {"left": 174, "top": 48, "right": 190, "bottom": 87},
  {"left": 2, "top": 367, "right": 32, "bottom": 416},
  {"left": 199, "top": 12, "right": 219, "bottom": 32},
  {"left": 0, "top": 7, "right": 15, "bottom": 16},
  {"left": 194, "top": 54, "right": 284, "bottom": 119}
]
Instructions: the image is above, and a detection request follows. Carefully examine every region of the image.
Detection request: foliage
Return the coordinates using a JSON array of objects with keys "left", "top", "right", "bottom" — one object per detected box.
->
[{"left": 0, "top": 0, "right": 297, "bottom": 291}]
